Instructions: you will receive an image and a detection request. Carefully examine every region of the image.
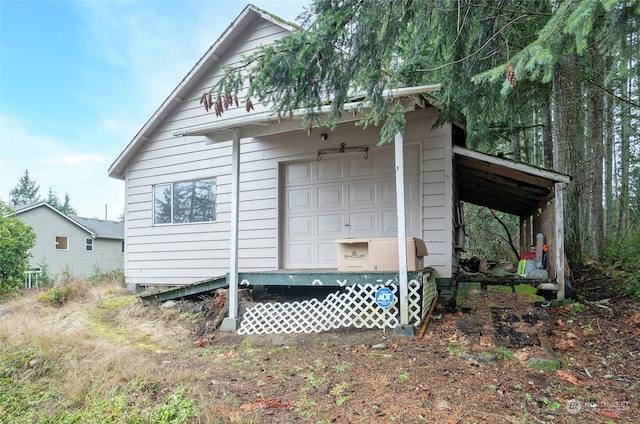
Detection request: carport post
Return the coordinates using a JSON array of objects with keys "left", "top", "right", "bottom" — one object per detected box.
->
[
  {"left": 221, "top": 129, "right": 241, "bottom": 332},
  {"left": 555, "top": 183, "right": 565, "bottom": 300},
  {"left": 393, "top": 132, "right": 412, "bottom": 336}
]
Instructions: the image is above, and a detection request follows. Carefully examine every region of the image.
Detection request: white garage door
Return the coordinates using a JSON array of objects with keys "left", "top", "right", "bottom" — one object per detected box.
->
[{"left": 282, "top": 144, "right": 421, "bottom": 269}]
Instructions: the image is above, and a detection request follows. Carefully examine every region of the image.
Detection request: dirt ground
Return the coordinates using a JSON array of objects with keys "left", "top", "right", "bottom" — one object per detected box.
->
[
  {"left": 184, "top": 267, "right": 639, "bottom": 423},
  {"left": 2, "top": 266, "right": 638, "bottom": 423}
]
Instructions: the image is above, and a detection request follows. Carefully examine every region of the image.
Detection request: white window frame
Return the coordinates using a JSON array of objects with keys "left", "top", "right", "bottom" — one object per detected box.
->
[{"left": 86, "top": 238, "right": 93, "bottom": 252}]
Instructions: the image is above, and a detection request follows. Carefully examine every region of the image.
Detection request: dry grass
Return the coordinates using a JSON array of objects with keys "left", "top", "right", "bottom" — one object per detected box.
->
[{"left": 0, "top": 281, "right": 202, "bottom": 423}]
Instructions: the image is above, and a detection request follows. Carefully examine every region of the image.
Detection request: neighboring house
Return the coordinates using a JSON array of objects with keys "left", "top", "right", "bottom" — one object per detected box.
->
[
  {"left": 108, "top": 4, "right": 570, "bottom": 318},
  {"left": 13, "top": 202, "right": 124, "bottom": 281}
]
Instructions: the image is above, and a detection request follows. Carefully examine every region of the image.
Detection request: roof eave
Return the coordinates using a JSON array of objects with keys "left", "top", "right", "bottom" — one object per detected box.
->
[{"left": 172, "top": 84, "right": 443, "bottom": 142}]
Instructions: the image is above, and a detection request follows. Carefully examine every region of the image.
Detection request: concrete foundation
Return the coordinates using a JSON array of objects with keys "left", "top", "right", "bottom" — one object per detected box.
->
[
  {"left": 220, "top": 317, "right": 241, "bottom": 333},
  {"left": 394, "top": 324, "right": 415, "bottom": 337}
]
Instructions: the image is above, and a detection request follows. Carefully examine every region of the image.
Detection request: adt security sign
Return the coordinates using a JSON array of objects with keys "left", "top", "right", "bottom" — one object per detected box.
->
[{"left": 375, "top": 287, "right": 394, "bottom": 308}]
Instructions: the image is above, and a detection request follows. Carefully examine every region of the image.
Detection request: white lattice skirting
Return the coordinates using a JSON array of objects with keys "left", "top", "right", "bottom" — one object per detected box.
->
[{"left": 238, "top": 278, "right": 437, "bottom": 335}]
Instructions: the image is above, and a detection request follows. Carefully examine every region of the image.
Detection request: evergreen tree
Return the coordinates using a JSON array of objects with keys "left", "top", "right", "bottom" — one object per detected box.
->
[
  {"left": 202, "top": 0, "right": 638, "bottom": 264},
  {"left": 46, "top": 187, "right": 60, "bottom": 209},
  {"left": 58, "top": 193, "right": 78, "bottom": 216},
  {"left": 9, "top": 169, "right": 41, "bottom": 206}
]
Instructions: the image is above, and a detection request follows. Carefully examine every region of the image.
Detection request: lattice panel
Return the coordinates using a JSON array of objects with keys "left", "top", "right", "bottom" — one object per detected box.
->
[{"left": 238, "top": 278, "right": 434, "bottom": 335}]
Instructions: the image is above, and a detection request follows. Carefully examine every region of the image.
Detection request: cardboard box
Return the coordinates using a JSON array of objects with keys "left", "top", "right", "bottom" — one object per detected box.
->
[
  {"left": 335, "top": 237, "right": 428, "bottom": 272},
  {"left": 335, "top": 238, "right": 370, "bottom": 271},
  {"left": 369, "top": 238, "right": 428, "bottom": 271}
]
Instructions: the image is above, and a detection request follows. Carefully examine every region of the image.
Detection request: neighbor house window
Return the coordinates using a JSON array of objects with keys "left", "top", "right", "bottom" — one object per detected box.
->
[
  {"left": 153, "top": 178, "right": 216, "bottom": 225},
  {"left": 55, "top": 236, "right": 68, "bottom": 250},
  {"left": 86, "top": 238, "right": 93, "bottom": 251}
]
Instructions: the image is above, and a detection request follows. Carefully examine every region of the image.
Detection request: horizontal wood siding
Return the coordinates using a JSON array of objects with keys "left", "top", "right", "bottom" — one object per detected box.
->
[
  {"left": 123, "top": 16, "right": 288, "bottom": 286},
  {"left": 17, "top": 207, "right": 123, "bottom": 281},
  {"left": 119, "top": 14, "right": 456, "bottom": 285},
  {"left": 405, "top": 110, "right": 453, "bottom": 278}
]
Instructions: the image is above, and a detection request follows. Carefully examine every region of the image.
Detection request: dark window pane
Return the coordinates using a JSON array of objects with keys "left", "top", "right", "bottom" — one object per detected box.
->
[
  {"left": 153, "top": 184, "right": 172, "bottom": 224},
  {"left": 173, "top": 179, "right": 216, "bottom": 223}
]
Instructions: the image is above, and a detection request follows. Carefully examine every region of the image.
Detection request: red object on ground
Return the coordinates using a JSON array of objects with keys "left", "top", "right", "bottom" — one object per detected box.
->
[{"left": 520, "top": 251, "right": 536, "bottom": 260}]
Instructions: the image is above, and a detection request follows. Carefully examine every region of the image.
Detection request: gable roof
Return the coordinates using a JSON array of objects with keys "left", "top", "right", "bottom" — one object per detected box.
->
[
  {"left": 108, "top": 4, "right": 297, "bottom": 180},
  {"left": 12, "top": 202, "right": 124, "bottom": 240},
  {"left": 72, "top": 216, "right": 124, "bottom": 240}
]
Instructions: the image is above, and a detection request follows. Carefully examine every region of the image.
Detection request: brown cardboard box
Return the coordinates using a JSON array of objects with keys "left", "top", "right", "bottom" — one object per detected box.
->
[
  {"left": 335, "top": 237, "right": 428, "bottom": 272},
  {"left": 369, "top": 238, "right": 428, "bottom": 271},
  {"left": 335, "top": 238, "right": 370, "bottom": 271}
]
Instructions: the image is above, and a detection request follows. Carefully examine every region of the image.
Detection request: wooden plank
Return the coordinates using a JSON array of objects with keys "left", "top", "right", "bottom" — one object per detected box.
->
[
  {"left": 139, "top": 275, "right": 228, "bottom": 303},
  {"left": 555, "top": 183, "right": 566, "bottom": 299},
  {"left": 453, "top": 145, "right": 571, "bottom": 184}
]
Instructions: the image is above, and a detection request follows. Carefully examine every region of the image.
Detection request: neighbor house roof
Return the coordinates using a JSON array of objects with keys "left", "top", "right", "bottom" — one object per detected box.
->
[
  {"left": 108, "top": 4, "right": 297, "bottom": 180},
  {"left": 12, "top": 202, "right": 124, "bottom": 240}
]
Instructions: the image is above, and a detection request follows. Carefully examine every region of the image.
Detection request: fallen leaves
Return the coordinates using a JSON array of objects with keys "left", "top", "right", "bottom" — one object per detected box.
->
[
  {"left": 594, "top": 409, "right": 620, "bottom": 419},
  {"left": 556, "top": 370, "right": 585, "bottom": 387}
]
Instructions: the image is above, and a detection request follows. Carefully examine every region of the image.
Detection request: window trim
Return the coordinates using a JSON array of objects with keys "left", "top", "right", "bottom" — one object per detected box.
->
[
  {"left": 86, "top": 238, "right": 94, "bottom": 252},
  {"left": 152, "top": 178, "right": 217, "bottom": 226}
]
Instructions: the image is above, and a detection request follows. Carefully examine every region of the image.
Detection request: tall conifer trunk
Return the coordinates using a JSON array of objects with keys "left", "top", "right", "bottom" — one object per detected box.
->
[
  {"left": 589, "top": 51, "right": 604, "bottom": 260},
  {"left": 553, "top": 54, "right": 583, "bottom": 264}
]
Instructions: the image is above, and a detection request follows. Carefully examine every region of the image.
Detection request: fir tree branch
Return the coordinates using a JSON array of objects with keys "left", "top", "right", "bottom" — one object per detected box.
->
[{"left": 557, "top": 63, "right": 640, "bottom": 109}]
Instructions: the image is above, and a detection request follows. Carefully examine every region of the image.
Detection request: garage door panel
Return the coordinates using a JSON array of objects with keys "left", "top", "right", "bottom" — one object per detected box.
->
[
  {"left": 318, "top": 242, "right": 337, "bottom": 266},
  {"left": 287, "top": 216, "right": 312, "bottom": 238},
  {"left": 318, "top": 158, "right": 344, "bottom": 181},
  {"left": 348, "top": 182, "right": 377, "bottom": 206},
  {"left": 382, "top": 209, "right": 419, "bottom": 235},
  {"left": 381, "top": 178, "right": 396, "bottom": 204},
  {"left": 287, "top": 188, "right": 313, "bottom": 211},
  {"left": 404, "top": 179, "right": 420, "bottom": 204},
  {"left": 382, "top": 209, "right": 398, "bottom": 233},
  {"left": 286, "top": 162, "right": 314, "bottom": 185},
  {"left": 317, "top": 185, "right": 343, "bottom": 209},
  {"left": 318, "top": 214, "right": 344, "bottom": 237},
  {"left": 286, "top": 243, "right": 314, "bottom": 266},
  {"left": 347, "top": 212, "right": 376, "bottom": 235},
  {"left": 348, "top": 155, "right": 377, "bottom": 177}
]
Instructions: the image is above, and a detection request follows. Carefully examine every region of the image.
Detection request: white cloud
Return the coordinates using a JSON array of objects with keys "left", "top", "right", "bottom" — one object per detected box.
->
[{"left": 0, "top": 114, "right": 124, "bottom": 219}]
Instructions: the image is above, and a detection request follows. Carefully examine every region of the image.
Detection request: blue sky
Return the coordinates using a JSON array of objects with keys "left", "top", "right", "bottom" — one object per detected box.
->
[{"left": 0, "top": 0, "right": 308, "bottom": 219}]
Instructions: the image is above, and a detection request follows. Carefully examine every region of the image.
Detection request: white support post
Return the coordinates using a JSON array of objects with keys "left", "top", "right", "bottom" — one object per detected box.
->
[
  {"left": 555, "top": 183, "right": 565, "bottom": 301},
  {"left": 394, "top": 132, "right": 410, "bottom": 332},
  {"left": 221, "top": 129, "right": 241, "bottom": 332}
]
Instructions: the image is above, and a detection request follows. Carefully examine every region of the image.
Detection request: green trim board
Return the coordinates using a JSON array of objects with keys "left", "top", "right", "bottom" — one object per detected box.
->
[
  {"left": 237, "top": 270, "right": 431, "bottom": 287},
  {"left": 139, "top": 270, "right": 435, "bottom": 303}
]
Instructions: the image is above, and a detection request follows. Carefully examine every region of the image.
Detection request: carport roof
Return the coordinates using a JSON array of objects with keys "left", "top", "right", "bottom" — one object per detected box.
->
[{"left": 453, "top": 146, "right": 571, "bottom": 217}]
